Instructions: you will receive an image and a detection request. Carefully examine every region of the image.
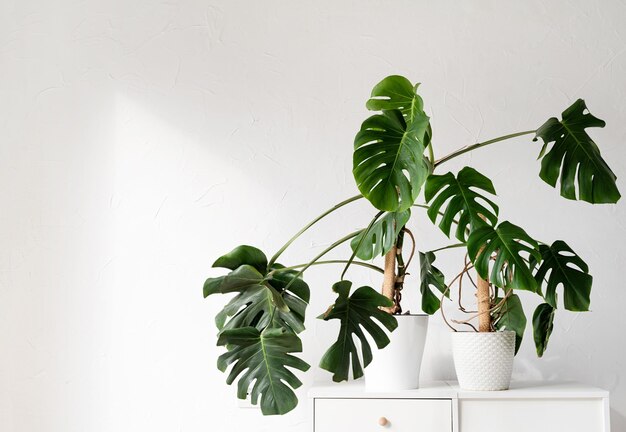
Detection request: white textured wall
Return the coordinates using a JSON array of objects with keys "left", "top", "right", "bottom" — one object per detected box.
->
[{"left": 1, "top": 1, "right": 625, "bottom": 431}]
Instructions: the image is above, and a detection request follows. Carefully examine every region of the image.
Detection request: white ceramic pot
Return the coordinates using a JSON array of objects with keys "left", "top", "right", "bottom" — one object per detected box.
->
[
  {"left": 365, "top": 314, "right": 429, "bottom": 391},
  {"left": 452, "top": 330, "right": 515, "bottom": 391}
]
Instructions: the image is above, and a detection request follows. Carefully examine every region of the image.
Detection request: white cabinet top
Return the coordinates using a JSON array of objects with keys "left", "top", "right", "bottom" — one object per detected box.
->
[{"left": 308, "top": 380, "right": 608, "bottom": 400}]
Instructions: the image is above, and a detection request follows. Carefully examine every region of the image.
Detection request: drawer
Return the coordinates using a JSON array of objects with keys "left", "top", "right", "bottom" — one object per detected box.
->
[
  {"left": 314, "top": 398, "right": 452, "bottom": 432},
  {"left": 459, "top": 398, "right": 606, "bottom": 432}
]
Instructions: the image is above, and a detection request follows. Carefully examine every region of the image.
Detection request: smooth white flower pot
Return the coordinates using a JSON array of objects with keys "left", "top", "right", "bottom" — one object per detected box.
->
[
  {"left": 365, "top": 314, "right": 429, "bottom": 391},
  {"left": 452, "top": 330, "right": 515, "bottom": 391}
]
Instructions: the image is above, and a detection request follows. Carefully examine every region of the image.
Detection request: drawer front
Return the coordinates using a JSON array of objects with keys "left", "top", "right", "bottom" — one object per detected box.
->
[
  {"left": 314, "top": 398, "right": 452, "bottom": 432},
  {"left": 459, "top": 398, "right": 606, "bottom": 432}
]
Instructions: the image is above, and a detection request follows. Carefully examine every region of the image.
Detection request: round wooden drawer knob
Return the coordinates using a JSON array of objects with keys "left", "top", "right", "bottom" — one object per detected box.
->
[{"left": 378, "top": 416, "right": 389, "bottom": 427}]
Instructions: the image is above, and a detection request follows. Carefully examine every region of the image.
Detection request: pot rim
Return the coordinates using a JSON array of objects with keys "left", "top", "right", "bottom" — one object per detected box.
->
[
  {"left": 452, "top": 330, "right": 516, "bottom": 335},
  {"left": 392, "top": 313, "right": 429, "bottom": 317}
]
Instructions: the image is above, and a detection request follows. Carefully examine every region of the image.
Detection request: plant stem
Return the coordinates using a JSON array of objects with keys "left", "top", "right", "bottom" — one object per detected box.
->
[
  {"left": 268, "top": 194, "right": 363, "bottom": 267},
  {"left": 271, "top": 259, "right": 384, "bottom": 274},
  {"left": 430, "top": 243, "right": 465, "bottom": 253},
  {"left": 434, "top": 130, "right": 536, "bottom": 168},
  {"left": 281, "top": 230, "right": 362, "bottom": 291}
]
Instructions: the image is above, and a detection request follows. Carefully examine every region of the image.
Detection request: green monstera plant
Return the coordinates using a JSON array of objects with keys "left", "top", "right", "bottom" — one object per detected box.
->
[{"left": 204, "top": 76, "right": 620, "bottom": 415}]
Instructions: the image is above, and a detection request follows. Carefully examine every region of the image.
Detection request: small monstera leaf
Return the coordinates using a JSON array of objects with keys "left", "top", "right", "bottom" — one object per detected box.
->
[
  {"left": 212, "top": 244, "right": 268, "bottom": 273},
  {"left": 350, "top": 210, "right": 410, "bottom": 260},
  {"left": 419, "top": 251, "right": 447, "bottom": 314},
  {"left": 493, "top": 293, "right": 527, "bottom": 354},
  {"left": 467, "top": 222, "right": 540, "bottom": 291},
  {"left": 366, "top": 75, "right": 428, "bottom": 124},
  {"left": 204, "top": 245, "right": 309, "bottom": 334},
  {"left": 217, "top": 327, "right": 310, "bottom": 415},
  {"left": 425, "top": 167, "right": 499, "bottom": 242},
  {"left": 534, "top": 99, "right": 620, "bottom": 204},
  {"left": 532, "top": 240, "right": 592, "bottom": 311},
  {"left": 353, "top": 77, "right": 432, "bottom": 212},
  {"left": 318, "top": 280, "right": 398, "bottom": 382},
  {"left": 532, "top": 303, "right": 555, "bottom": 357}
]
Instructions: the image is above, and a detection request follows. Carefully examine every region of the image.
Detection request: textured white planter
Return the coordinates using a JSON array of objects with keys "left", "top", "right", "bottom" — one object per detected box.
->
[
  {"left": 452, "top": 330, "right": 515, "bottom": 391},
  {"left": 365, "top": 314, "right": 429, "bottom": 391}
]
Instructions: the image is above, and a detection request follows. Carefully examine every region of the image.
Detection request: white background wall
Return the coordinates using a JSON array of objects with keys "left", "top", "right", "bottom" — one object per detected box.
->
[{"left": 1, "top": 1, "right": 625, "bottom": 431}]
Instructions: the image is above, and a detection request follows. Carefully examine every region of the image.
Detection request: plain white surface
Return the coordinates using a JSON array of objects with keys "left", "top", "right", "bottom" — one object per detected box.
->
[
  {"left": 365, "top": 315, "right": 429, "bottom": 391},
  {"left": 1, "top": 1, "right": 626, "bottom": 431}
]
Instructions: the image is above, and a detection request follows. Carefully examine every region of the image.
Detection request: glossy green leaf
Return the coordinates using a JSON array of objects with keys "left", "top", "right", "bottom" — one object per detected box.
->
[
  {"left": 425, "top": 167, "right": 499, "bottom": 242},
  {"left": 318, "top": 280, "right": 398, "bottom": 382},
  {"left": 419, "top": 251, "right": 447, "bottom": 314},
  {"left": 532, "top": 241, "right": 592, "bottom": 311},
  {"left": 467, "top": 221, "right": 540, "bottom": 291},
  {"left": 366, "top": 75, "right": 424, "bottom": 122},
  {"left": 353, "top": 77, "right": 432, "bottom": 212},
  {"left": 532, "top": 303, "right": 555, "bottom": 357},
  {"left": 213, "top": 245, "right": 268, "bottom": 273},
  {"left": 350, "top": 210, "right": 410, "bottom": 260},
  {"left": 205, "top": 247, "right": 309, "bottom": 334},
  {"left": 493, "top": 294, "right": 527, "bottom": 354},
  {"left": 534, "top": 99, "right": 620, "bottom": 204},
  {"left": 217, "top": 327, "right": 310, "bottom": 415}
]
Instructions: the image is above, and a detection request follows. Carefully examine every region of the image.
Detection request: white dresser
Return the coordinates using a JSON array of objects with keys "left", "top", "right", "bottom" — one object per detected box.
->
[{"left": 309, "top": 381, "right": 610, "bottom": 432}]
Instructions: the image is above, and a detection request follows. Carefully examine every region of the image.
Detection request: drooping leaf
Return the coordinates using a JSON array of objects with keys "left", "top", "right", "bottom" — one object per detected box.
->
[
  {"left": 532, "top": 303, "right": 555, "bottom": 357},
  {"left": 534, "top": 99, "right": 620, "bottom": 204},
  {"left": 318, "top": 280, "right": 398, "bottom": 382},
  {"left": 531, "top": 240, "right": 592, "bottom": 312},
  {"left": 353, "top": 77, "right": 432, "bottom": 212},
  {"left": 419, "top": 251, "right": 447, "bottom": 314},
  {"left": 213, "top": 245, "right": 268, "bottom": 273},
  {"left": 217, "top": 327, "right": 310, "bottom": 415},
  {"left": 493, "top": 293, "right": 527, "bottom": 354},
  {"left": 467, "top": 221, "right": 540, "bottom": 291},
  {"left": 425, "top": 167, "right": 499, "bottom": 242},
  {"left": 205, "top": 246, "right": 309, "bottom": 334},
  {"left": 350, "top": 210, "right": 410, "bottom": 260}
]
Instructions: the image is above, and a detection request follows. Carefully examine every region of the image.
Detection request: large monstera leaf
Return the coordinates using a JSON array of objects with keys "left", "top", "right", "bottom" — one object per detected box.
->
[
  {"left": 419, "top": 251, "right": 447, "bottom": 314},
  {"left": 493, "top": 293, "right": 527, "bottom": 354},
  {"left": 318, "top": 280, "right": 398, "bottom": 382},
  {"left": 217, "top": 327, "right": 310, "bottom": 415},
  {"left": 425, "top": 167, "right": 499, "bottom": 242},
  {"left": 467, "top": 222, "right": 540, "bottom": 291},
  {"left": 204, "top": 245, "right": 309, "bottom": 334},
  {"left": 350, "top": 210, "right": 410, "bottom": 260},
  {"left": 534, "top": 99, "right": 620, "bottom": 204},
  {"left": 532, "top": 241, "right": 592, "bottom": 311},
  {"left": 532, "top": 303, "right": 555, "bottom": 357},
  {"left": 353, "top": 77, "right": 432, "bottom": 212}
]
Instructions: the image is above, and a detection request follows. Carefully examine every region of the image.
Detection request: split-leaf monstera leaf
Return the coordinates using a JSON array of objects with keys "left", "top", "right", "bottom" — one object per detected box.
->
[
  {"left": 318, "top": 280, "right": 398, "bottom": 382},
  {"left": 350, "top": 210, "right": 410, "bottom": 260},
  {"left": 353, "top": 76, "right": 432, "bottom": 212},
  {"left": 419, "top": 251, "right": 447, "bottom": 314},
  {"left": 534, "top": 99, "right": 620, "bottom": 204},
  {"left": 217, "top": 327, "right": 310, "bottom": 415},
  {"left": 205, "top": 245, "right": 310, "bottom": 415},
  {"left": 532, "top": 303, "right": 556, "bottom": 357},
  {"left": 493, "top": 293, "right": 527, "bottom": 354},
  {"left": 467, "top": 221, "right": 540, "bottom": 291},
  {"left": 204, "top": 245, "right": 310, "bottom": 334},
  {"left": 425, "top": 167, "right": 499, "bottom": 242},
  {"left": 532, "top": 241, "right": 592, "bottom": 312}
]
